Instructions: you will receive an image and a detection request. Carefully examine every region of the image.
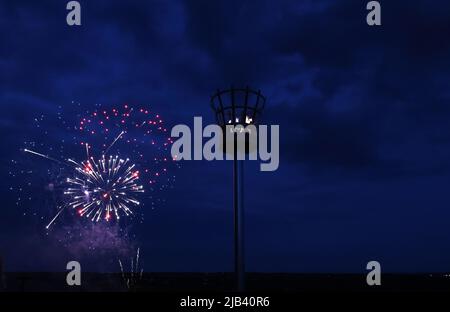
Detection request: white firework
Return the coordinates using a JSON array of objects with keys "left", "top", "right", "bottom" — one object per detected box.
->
[{"left": 65, "top": 155, "right": 144, "bottom": 222}]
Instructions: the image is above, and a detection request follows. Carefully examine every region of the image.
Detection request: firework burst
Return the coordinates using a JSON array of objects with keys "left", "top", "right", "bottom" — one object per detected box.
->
[
  {"left": 66, "top": 155, "right": 144, "bottom": 222},
  {"left": 10, "top": 102, "right": 178, "bottom": 229}
]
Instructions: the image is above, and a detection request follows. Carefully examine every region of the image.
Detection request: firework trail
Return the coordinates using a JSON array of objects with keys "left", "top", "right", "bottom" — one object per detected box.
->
[
  {"left": 23, "top": 149, "right": 66, "bottom": 165},
  {"left": 45, "top": 205, "right": 66, "bottom": 229},
  {"left": 119, "top": 248, "right": 143, "bottom": 290},
  {"left": 104, "top": 131, "right": 125, "bottom": 154}
]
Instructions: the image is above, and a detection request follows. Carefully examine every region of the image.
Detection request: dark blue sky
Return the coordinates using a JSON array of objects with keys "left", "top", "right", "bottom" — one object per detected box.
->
[{"left": 1, "top": 0, "right": 450, "bottom": 273}]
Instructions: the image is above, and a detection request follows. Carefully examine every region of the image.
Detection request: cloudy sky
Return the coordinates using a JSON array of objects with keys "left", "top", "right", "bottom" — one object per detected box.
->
[{"left": 1, "top": 0, "right": 450, "bottom": 273}]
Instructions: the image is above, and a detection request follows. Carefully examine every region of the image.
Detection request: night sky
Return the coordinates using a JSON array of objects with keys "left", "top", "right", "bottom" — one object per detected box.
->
[{"left": 1, "top": 0, "right": 450, "bottom": 273}]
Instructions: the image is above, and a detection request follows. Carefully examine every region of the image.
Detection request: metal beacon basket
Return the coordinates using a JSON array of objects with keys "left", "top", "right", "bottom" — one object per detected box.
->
[{"left": 210, "top": 87, "right": 266, "bottom": 155}]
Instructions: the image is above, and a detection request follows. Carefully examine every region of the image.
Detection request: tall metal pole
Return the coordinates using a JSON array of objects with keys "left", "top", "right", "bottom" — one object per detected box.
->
[
  {"left": 233, "top": 144, "right": 245, "bottom": 291},
  {"left": 0, "top": 255, "right": 3, "bottom": 291},
  {"left": 211, "top": 87, "right": 264, "bottom": 292}
]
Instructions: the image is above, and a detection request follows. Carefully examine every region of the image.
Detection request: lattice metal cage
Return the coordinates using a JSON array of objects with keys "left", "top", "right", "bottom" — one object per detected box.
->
[{"left": 210, "top": 87, "right": 266, "bottom": 128}]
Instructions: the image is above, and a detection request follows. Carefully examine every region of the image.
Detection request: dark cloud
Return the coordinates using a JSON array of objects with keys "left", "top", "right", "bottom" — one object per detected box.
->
[{"left": 1, "top": 0, "right": 450, "bottom": 272}]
